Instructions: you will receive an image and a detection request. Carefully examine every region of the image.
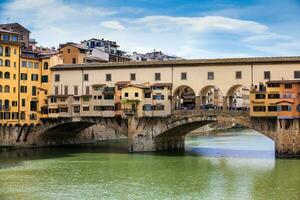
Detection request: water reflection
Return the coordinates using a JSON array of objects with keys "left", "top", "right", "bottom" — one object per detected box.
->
[{"left": 0, "top": 128, "right": 299, "bottom": 200}]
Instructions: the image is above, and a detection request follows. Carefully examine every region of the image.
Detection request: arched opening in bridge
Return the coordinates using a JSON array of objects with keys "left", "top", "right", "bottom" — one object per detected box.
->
[
  {"left": 199, "top": 85, "right": 223, "bottom": 109},
  {"left": 226, "top": 85, "right": 250, "bottom": 110},
  {"left": 174, "top": 85, "right": 196, "bottom": 110}
]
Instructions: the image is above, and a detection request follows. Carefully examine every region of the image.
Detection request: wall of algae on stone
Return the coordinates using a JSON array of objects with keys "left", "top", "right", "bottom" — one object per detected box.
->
[
  {"left": 276, "top": 119, "right": 300, "bottom": 157},
  {"left": 0, "top": 123, "right": 127, "bottom": 148}
]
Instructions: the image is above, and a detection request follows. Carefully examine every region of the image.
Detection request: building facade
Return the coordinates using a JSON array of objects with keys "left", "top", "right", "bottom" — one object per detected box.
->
[
  {"left": 0, "top": 24, "right": 63, "bottom": 126},
  {"left": 49, "top": 57, "right": 300, "bottom": 118},
  {"left": 250, "top": 80, "right": 300, "bottom": 119}
]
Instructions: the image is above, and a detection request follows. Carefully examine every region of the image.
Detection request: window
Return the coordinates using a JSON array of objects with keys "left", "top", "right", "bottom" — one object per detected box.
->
[
  {"left": 106, "top": 74, "right": 112, "bottom": 81},
  {"left": 64, "top": 86, "right": 68, "bottom": 95},
  {"left": 22, "top": 61, "right": 27, "bottom": 67},
  {"left": 153, "top": 104, "right": 164, "bottom": 110},
  {"left": 72, "top": 58, "right": 76, "bottom": 64},
  {"left": 5, "top": 47, "right": 10, "bottom": 56},
  {"left": 41, "top": 75, "right": 48, "bottom": 83},
  {"left": 34, "top": 62, "right": 39, "bottom": 69},
  {"left": 294, "top": 71, "right": 300, "bottom": 79},
  {"left": 84, "top": 74, "right": 89, "bottom": 81},
  {"left": 154, "top": 73, "right": 161, "bottom": 81},
  {"left": 43, "top": 62, "right": 49, "bottom": 70},
  {"left": 3, "top": 34, "right": 9, "bottom": 41},
  {"left": 31, "top": 74, "right": 38, "bottom": 81},
  {"left": 255, "top": 94, "right": 265, "bottom": 99},
  {"left": 58, "top": 107, "right": 68, "bottom": 113},
  {"left": 264, "top": 71, "right": 271, "bottom": 79},
  {"left": 74, "top": 86, "right": 78, "bottom": 95},
  {"left": 268, "top": 94, "right": 280, "bottom": 99},
  {"left": 4, "top": 85, "right": 10, "bottom": 93},
  {"left": 74, "top": 106, "right": 80, "bottom": 113},
  {"left": 130, "top": 73, "right": 136, "bottom": 81},
  {"left": 284, "top": 84, "right": 292, "bottom": 89},
  {"left": 32, "top": 86, "right": 37, "bottom": 96},
  {"left": 144, "top": 93, "right": 151, "bottom": 98},
  {"left": 27, "top": 61, "right": 33, "bottom": 68},
  {"left": 281, "top": 105, "right": 292, "bottom": 111},
  {"left": 181, "top": 72, "right": 187, "bottom": 80},
  {"left": 4, "top": 72, "right": 10, "bottom": 79},
  {"left": 83, "top": 97, "right": 90, "bottom": 102},
  {"left": 153, "top": 94, "right": 164, "bottom": 100},
  {"left": 268, "top": 106, "right": 277, "bottom": 112},
  {"left": 22, "top": 99, "right": 26, "bottom": 107},
  {"left": 135, "top": 92, "right": 139, "bottom": 97},
  {"left": 253, "top": 106, "right": 266, "bottom": 112},
  {"left": 86, "top": 86, "right": 90, "bottom": 95},
  {"left": 12, "top": 35, "right": 18, "bottom": 42},
  {"left": 235, "top": 71, "right": 242, "bottom": 79},
  {"left": 0, "top": 59, "right": 2, "bottom": 66},
  {"left": 55, "top": 74, "right": 60, "bottom": 82},
  {"left": 208, "top": 72, "right": 214, "bottom": 80},
  {"left": 21, "top": 86, "right": 27, "bottom": 93},
  {"left": 67, "top": 49, "right": 70, "bottom": 53},
  {"left": 125, "top": 92, "right": 128, "bottom": 97},
  {"left": 0, "top": 46, "right": 2, "bottom": 56},
  {"left": 83, "top": 106, "right": 90, "bottom": 111},
  {"left": 104, "top": 94, "right": 114, "bottom": 100},
  {"left": 297, "top": 104, "right": 300, "bottom": 112},
  {"left": 143, "top": 104, "right": 152, "bottom": 111},
  {"left": 12, "top": 101, "right": 17, "bottom": 107},
  {"left": 30, "top": 101, "right": 37, "bottom": 112},
  {"left": 5, "top": 60, "right": 10, "bottom": 67}
]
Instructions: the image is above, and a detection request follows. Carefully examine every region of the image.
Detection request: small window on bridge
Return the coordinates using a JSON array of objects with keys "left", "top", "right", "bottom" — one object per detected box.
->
[
  {"left": 207, "top": 72, "right": 214, "bottom": 80},
  {"left": 253, "top": 106, "right": 266, "bottom": 112},
  {"left": 268, "top": 106, "right": 277, "bottom": 112},
  {"left": 255, "top": 94, "right": 265, "bottom": 99},
  {"left": 235, "top": 71, "right": 242, "bottom": 79},
  {"left": 268, "top": 94, "right": 280, "bottom": 99}
]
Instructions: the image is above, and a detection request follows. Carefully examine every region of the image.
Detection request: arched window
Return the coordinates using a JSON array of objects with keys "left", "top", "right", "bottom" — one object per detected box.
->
[
  {"left": 4, "top": 85, "right": 10, "bottom": 93},
  {"left": 5, "top": 47, "right": 10, "bottom": 56},
  {"left": 0, "top": 59, "right": 3, "bottom": 66},
  {"left": 4, "top": 72, "right": 10, "bottom": 79},
  {"left": 43, "top": 62, "right": 49, "bottom": 70},
  {"left": 0, "top": 46, "right": 3, "bottom": 56},
  {"left": 0, "top": 85, "right": 2, "bottom": 92},
  {"left": 0, "top": 72, "right": 2, "bottom": 79},
  {"left": 4, "top": 99, "right": 9, "bottom": 110},
  {"left": 5, "top": 60, "right": 10, "bottom": 67}
]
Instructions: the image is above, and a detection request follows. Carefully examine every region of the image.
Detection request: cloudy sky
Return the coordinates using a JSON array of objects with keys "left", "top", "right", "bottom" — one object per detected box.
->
[{"left": 0, "top": 0, "right": 300, "bottom": 58}]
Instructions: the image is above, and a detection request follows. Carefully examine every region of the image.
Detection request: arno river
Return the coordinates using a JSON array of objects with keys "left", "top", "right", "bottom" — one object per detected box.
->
[{"left": 0, "top": 129, "right": 299, "bottom": 200}]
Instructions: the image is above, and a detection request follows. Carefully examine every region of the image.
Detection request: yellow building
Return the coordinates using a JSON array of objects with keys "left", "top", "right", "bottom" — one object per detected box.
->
[
  {"left": 19, "top": 51, "right": 62, "bottom": 125},
  {"left": 0, "top": 29, "right": 21, "bottom": 125},
  {"left": 0, "top": 27, "right": 62, "bottom": 126},
  {"left": 59, "top": 43, "right": 88, "bottom": 64},
  {"left": 250, "top": 82, "right": 280, "bottom": 117}
]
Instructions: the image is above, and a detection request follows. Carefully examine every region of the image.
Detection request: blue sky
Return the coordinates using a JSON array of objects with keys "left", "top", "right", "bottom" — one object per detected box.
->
[{"left": 0, "top": 0, "right": 300, "bottom": 58}]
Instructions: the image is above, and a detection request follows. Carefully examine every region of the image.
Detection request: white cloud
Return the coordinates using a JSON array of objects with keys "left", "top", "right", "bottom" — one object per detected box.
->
[
  {"left": 1, "top": 0, "right": 299, "bottom": 58},
  {"left": 101, "top": 21, "right": 125, "bottom": 31},
  {"left": 134, "top": 16, "right": 268, "bottom": 34}
]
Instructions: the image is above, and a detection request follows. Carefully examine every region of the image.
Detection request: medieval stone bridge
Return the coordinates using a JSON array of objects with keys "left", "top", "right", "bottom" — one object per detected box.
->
[{"left": 0, "top": 109, "right": 299, "bottom": 157}]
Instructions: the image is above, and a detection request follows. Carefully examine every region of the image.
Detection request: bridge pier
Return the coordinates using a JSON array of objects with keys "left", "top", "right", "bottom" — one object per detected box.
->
[
  {"left": 275, "top": 119, "right": 300, "bottom": 157},
  {"left": 127, "top": 116, "right": 185, "bottom": 152}
]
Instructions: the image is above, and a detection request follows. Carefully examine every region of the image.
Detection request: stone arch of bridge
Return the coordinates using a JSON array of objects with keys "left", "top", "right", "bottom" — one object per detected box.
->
[
  {"left": 199, "top": 85, "right": 224, "bottom": 108},
  {"left": 173, "top": 85, "right": 196, "bottom": 110},
  {"left": 226, "top": 84, "right": 250, "bottom": 109},
  {"left": 155, "top": 114, "right": 274, "bottom": 141}
]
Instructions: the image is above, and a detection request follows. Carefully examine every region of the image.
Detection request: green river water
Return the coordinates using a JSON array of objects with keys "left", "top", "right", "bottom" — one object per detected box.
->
[{"left": 0, "top": 129, "right": 299, "bottom": 200}]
